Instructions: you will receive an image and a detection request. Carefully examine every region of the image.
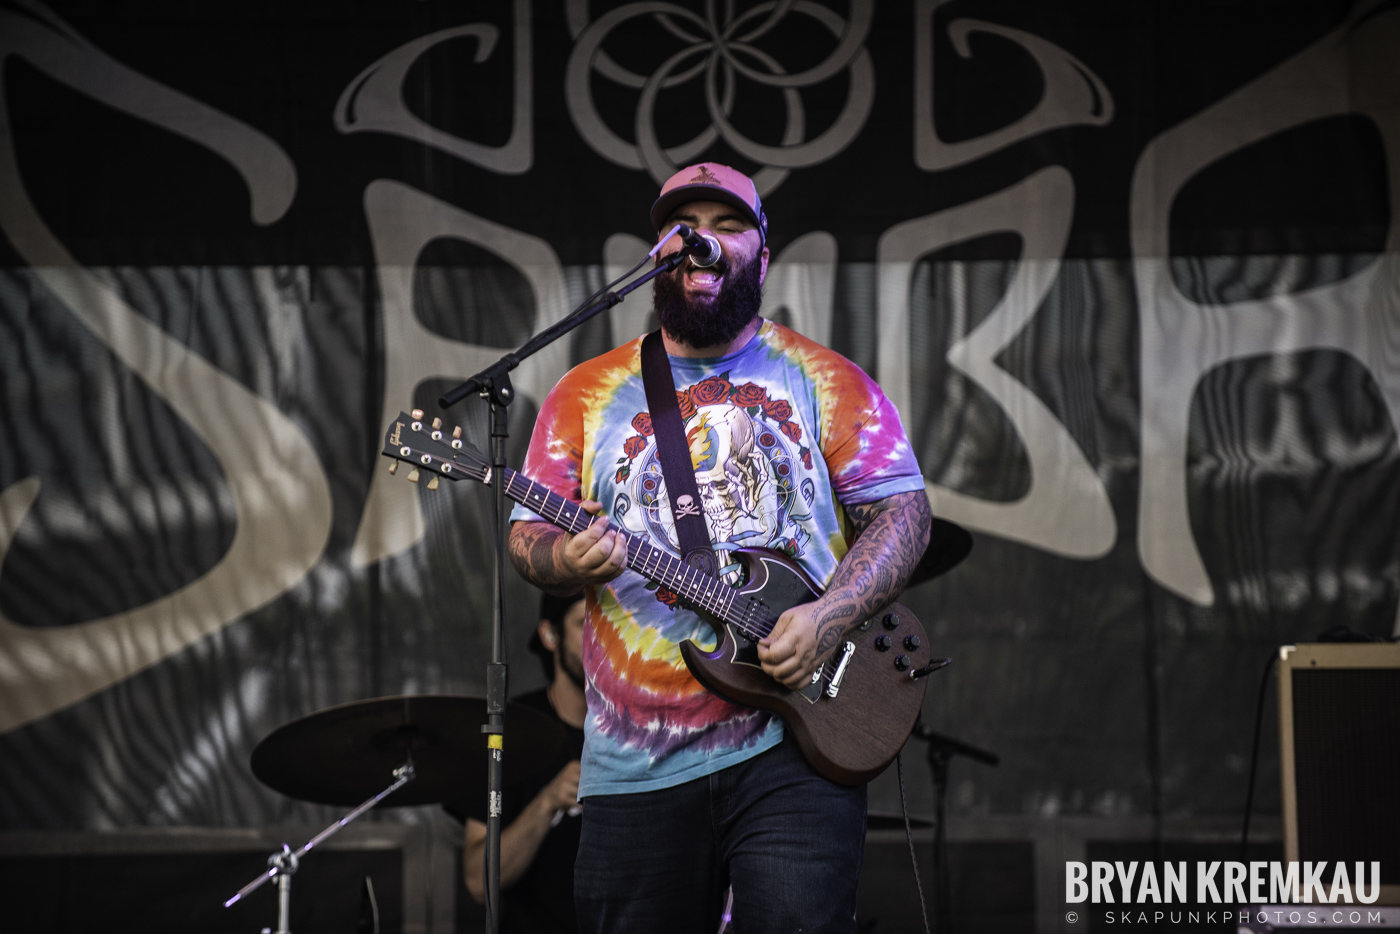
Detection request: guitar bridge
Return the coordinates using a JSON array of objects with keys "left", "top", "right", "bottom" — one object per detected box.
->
[{"left": 825, "top": 642, "right": 856, "bottom": 698}]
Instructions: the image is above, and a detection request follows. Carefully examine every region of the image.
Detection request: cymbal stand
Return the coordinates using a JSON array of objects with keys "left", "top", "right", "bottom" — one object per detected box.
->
[{"left": 224, "top": 762, "right": 416, "bottom": 933}]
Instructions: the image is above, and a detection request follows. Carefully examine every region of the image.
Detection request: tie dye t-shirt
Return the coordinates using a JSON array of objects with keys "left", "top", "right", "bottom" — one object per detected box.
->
[{"left": 512, "top": 321, "right": 925, "bottom": 796}]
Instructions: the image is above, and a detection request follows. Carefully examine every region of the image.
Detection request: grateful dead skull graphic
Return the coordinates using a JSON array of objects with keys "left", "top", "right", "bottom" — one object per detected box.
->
[{"left": 612, "top": 378, "right": 815, "bottom": 601}]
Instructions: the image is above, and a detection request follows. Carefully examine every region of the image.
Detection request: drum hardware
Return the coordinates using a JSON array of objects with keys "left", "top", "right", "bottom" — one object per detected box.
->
[
  {"left": 223, "top": 762, "right": 414, "bottom": 934},
  {"left": 224, "top": 695, "right": 566, "bottom": 931}
]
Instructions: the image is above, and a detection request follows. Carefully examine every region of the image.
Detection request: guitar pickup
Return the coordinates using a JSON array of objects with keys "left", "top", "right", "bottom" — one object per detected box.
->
[{"left": 825, "top": 642, "right": 856, "bottom": 698}]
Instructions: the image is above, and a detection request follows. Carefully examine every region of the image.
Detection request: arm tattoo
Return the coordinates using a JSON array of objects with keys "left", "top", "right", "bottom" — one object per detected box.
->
[
  {"left": 508, "top": 522, "right": 577, "bottom": 595},
  {"left": 814, "top": 490, "right": 932, "bottom": 649}
]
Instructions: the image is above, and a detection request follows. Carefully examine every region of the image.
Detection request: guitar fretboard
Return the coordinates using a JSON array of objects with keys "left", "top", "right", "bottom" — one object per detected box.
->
[{"left": 503, "top": 469, "right": 777, "bottom": 643}]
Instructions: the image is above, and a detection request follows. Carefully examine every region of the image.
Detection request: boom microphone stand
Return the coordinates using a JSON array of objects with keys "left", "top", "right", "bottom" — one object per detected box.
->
[{"left": 436, "top": 245, "right": 693, "bottom": 934}]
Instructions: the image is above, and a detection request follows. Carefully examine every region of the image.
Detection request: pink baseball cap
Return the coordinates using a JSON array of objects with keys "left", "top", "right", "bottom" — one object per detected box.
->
[{"left": 650, "top": 163, "right": 768, "bottom": 244}]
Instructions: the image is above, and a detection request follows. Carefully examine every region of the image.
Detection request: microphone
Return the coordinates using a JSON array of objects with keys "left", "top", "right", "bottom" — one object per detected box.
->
[{"left": 674, "top": 224, "right": 723, "bottom": 268}]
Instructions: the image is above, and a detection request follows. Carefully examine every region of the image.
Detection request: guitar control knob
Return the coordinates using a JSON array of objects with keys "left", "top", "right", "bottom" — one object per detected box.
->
[
  {"left": 882, "top": 613, "right": 900, "bottom": 631},
  {"left": 874, "top": 635, "right": 892, "bottom": 652},
  {"left": 903, "top": 634, "right": 921, "bottom": 651},
  {"left": 894, "top": 654, "right": 912, "bottom": 672}
]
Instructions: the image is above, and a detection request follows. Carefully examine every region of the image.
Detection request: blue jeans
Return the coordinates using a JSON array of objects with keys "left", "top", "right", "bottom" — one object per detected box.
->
[{"left": 574, "top": 734, "right": 867, "bottom": 934}]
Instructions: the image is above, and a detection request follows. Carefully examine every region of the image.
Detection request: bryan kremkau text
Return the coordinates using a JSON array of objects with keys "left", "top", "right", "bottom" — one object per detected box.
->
[{"left": 1065, "top": 861, "right": 1383, "bottom": 904}]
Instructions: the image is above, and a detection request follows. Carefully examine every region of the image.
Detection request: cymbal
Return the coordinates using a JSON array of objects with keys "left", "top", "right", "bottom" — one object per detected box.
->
[
  {"left": 251, "top": 695, "right": 565, "bottom": 808},
  {"left": 907, "top": 517, "right": 974, "bottom": 586}
]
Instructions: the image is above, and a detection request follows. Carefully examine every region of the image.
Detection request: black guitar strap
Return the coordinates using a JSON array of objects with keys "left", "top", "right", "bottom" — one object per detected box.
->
[{"left": 639, "top": 330, "right": 719, "bottom": 577}]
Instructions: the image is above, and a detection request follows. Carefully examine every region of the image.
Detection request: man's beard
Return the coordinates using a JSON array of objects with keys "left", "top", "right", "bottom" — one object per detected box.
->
[
  {"left": 557, "top": 648, "right": 587, "bottom": 692},
  {"left": 653, "top": 250, "right": 764, "bottom": 350}
]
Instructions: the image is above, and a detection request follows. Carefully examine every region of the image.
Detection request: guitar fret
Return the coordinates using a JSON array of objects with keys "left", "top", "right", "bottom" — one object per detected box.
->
[
  {"left": 672, "top": 563, "right": 694, "bottom": 604},
  {"left": 701, "top": 576, "right": 718, "bottom": 613},
  {"left": 679, "top": 565, "right": 698, "bottom": 607},
  {"left": 684, "top": 567, "right": 705, "bottom": 610},
  {"left": 706, "top": 585, "right": 723, "bottom": 615},
  {"left": 519, "top": 476, "right": 551, "bottom": 519},
  {"left": 692, "top": 573, "right": 708, "bottom": 611}
]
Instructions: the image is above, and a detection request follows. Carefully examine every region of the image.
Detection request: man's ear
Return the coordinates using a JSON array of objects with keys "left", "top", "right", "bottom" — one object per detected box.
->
[
  {"left": 758, "top": 244, "right": 770, "bottom": 285},
  {"left": 538, "top": 619, "right": 556, "bottom": 649}
]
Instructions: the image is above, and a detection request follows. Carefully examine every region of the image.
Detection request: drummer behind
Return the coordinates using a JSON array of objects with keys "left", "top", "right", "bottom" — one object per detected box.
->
[{"left": 462, "top": 591, "right": 586, "bottom": 931}]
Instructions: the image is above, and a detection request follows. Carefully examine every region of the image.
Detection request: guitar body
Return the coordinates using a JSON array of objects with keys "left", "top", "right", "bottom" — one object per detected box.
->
[{"left": 679, "top": 547, "right": 930, "bottom": 786}]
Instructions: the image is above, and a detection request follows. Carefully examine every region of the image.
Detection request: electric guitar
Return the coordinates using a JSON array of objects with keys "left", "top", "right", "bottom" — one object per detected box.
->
[{"left": 380, "top": 410, "right": 934, "bottom": 785}]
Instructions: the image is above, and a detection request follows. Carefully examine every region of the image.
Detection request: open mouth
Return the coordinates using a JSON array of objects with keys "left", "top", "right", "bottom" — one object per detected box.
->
[{"left": 684, "top": 260, "right": 727, "bottom": 295}]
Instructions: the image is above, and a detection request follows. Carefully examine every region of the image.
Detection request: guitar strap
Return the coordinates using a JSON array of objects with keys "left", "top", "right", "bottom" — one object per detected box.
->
[{"left": 639, "top": 330, "right": 719, "bottom": 577}]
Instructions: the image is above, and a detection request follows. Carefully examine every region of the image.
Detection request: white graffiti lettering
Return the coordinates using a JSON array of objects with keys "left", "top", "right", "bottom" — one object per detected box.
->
[
  {"left": 913, "top": 0, "right": 1114, "bottom": 171},
  {"left": 0, "top": 4, "right": 329, "bottom": 733},
  {"left": 334, "top": 0, "right": 533, "bottom": 174},
  {"left": 877, "top": 166, "right": 1117, "bottom": 558},
  {"left": 1132, "top": 1, "right": 1400, "bottom": 616},
  {"left": 350, "top": 181, "right": 571, "bottom": 566}
]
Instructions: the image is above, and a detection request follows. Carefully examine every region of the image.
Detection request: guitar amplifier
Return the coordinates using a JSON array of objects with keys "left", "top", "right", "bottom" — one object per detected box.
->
[{"left": 1277, "top": 642, "right": 1400, "bottom": 905}]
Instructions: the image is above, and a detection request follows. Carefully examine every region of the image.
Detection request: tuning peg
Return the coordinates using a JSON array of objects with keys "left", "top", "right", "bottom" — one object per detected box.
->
[
  {"left": 408, "top": 467, "right": 421, "bottom": 483},
  {"left": 452, "top": 426, "right": 462, "bottom": 439},
  {"left": 388, "top": 461, "right": 398, "bottom": 475},
  {"left": 411, "top": 408, "right": 424, "bottom": 420},
  {"left": 431, "top": 417, "right": 442, "bottom": 430},
  {"left": 427, "top": 476, "right": 440, "bottom": 491}
]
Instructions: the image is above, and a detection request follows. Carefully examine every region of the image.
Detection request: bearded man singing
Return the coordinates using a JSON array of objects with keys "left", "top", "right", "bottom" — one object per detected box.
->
[{"left": 508, "top": 163, "right": 932, "bottom": 933}]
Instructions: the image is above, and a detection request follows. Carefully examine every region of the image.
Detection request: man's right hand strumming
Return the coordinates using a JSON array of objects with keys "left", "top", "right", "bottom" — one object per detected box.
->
[{"left": 509, "top": 500, "right": 628, "bottom": 595}]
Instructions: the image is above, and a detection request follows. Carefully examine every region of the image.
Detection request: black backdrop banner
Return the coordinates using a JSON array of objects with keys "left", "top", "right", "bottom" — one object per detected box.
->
[{"left": 0, "top": 0, "right": 1396, "bottom": 839}]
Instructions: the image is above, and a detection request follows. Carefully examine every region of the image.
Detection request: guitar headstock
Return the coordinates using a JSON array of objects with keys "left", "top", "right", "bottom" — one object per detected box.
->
[{"left": 380, "top": 409, "right": 491, "bottom": 489}]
